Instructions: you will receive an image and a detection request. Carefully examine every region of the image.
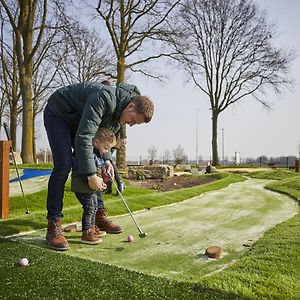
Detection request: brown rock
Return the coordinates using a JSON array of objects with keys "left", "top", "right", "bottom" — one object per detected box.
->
[{"left": 64, "top": 224, "right": 77, "bottom": 233}]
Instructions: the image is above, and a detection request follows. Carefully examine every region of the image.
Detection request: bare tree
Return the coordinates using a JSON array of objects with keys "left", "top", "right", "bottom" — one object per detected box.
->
[
  {"left": 0, "top": 80, "right": 8, "bottom": 136},
  {"left": 0, "top": 0, "right": 77, "bottom": 162},
  {"left": 96, "top": 0, "right": 181, "bottom": 169},
  {"left": 56, "top": 25, "right": 115, "bottom": 85},
  {"left": 0, "top": 0, "right": 51, "bottom": 162},
  {"left": 0, "top": 1, "right": 89, "bottom": 160},
  {"left": 147, "top": 145, "right": 157, "bottom": 163},
  {"left": 0, "top": 4, "right": 22, "bottom": 149},
  {"left": 173, "top": 144, "right": 186, "bottom": 166},
  {"left": 163, "top": 149, "right": 171, "bottom": 164},
  {"left": 169, "top": 0, "right": 295, "bottom": 165}
]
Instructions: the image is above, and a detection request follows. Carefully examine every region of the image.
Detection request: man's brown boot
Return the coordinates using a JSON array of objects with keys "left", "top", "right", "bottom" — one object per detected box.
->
[
  {"left": 95, "top": 208, "right": 123, "bottom": 234},
  {"left": 46, "top": 218, "right": 70, "bottom": 251}
]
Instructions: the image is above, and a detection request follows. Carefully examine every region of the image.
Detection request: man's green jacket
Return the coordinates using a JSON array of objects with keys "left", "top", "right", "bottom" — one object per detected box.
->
[{"left": 47, "top": 82, "right": 140, "bottom": 174}]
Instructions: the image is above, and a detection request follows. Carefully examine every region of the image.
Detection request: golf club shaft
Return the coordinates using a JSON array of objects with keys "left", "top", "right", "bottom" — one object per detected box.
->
[
  {"left": 110, "top": 178, "right": 145, "bottom": 235},
  {"left": 3, "top": 123, "right": 30, "bottom": 213},
  {"left": 101, "top": 159, "right": 145, "bottom": 235}
]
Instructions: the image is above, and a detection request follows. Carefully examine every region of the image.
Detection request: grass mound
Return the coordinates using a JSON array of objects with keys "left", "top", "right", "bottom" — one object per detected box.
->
[
  {"left": 249, "top": 169, "right": 300, "bottom": 180},
  {"left": 266, "top": 177, "right": 300, "bottom": 200}
]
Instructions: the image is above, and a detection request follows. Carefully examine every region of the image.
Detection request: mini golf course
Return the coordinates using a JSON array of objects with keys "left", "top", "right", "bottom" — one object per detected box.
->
[{"left": 11, "top": 178, "right": 298, "bottom": 283}]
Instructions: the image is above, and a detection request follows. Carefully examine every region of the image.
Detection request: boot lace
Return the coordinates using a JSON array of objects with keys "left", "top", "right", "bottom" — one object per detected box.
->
[{"left": 53, "top": 221, "right": 64, "bottom": 236}]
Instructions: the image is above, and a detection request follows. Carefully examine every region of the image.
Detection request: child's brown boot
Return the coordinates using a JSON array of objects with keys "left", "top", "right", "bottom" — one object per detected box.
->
[
  {"left": 81, "top": 228, "right": 102, "bottom": 245},
  {"left": 91, "top": 225, "right": 106, "bottom": 238},
  {"left": 95, "top": 208, "right": 123, "bottom": 234}
]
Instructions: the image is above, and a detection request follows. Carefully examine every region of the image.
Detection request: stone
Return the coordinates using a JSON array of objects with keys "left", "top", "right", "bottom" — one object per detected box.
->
[
  {"left": 127, "top": 164, "right": 174, "bottom": 179},
  {"left": 64, "top": 224, "right": 77, "bottom": 233}
]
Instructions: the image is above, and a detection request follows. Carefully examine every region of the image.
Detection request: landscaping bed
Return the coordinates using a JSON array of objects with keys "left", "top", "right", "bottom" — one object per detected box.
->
[{"left": 127, "top": 175, "right": 218, "bottom": 192}]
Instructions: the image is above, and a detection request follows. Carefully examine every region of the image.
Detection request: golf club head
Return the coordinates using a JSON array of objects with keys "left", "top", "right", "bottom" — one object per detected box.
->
[{"left": 139, "top": 232, "right": 147, "bottom": 238}]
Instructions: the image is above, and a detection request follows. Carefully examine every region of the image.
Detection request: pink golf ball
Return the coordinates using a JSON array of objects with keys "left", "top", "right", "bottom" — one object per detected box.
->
[
  {"left": 127, "top": 235, "right": 134, "bottom": 242},
  {"left": 19, "top": 258, "right": 29, "bottom": 267}
]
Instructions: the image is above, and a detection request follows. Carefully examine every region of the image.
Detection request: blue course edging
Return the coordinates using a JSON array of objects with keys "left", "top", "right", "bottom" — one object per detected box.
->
[{"left": 9, "top": 169, "right": 52, "bottom": 183}]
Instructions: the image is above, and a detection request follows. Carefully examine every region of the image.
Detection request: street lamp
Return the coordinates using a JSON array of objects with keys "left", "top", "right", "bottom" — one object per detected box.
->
[{"left": 196, "top": 109, "right": 200, "bottom": 165}]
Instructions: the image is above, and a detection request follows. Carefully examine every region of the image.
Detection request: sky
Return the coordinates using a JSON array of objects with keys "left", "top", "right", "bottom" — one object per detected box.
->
[
  {"left": 2, "top": 0, "right": 300, "bottom": 163},
  {"left": 123, "top": 0, "right": 300, "bottom": 162}
]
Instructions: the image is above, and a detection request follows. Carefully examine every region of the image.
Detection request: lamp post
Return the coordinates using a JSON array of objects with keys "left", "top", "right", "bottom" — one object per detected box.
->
[
  {"left": 222, "top": 128, "right": 224, "bottom": 165},
  {"left": 196, "top": 109, "right": 200, "bottom": 165}
]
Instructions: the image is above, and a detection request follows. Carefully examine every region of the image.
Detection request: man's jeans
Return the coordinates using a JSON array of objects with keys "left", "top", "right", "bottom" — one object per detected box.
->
[
  {"left": 44, "top": 105, "right": 74, "bottom": 219},
  {"left": 75, "top": 193, "right": 98, "bottom": 230}
]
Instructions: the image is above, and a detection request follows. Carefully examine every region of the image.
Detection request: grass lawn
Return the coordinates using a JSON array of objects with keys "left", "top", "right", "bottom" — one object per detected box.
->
[{"left": 1, "top": 168, "right": 300, "bottom": 299}]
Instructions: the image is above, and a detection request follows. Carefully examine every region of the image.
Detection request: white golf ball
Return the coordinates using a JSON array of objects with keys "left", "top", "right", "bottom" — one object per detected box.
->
[
  {"left": 127, "top": 235, "right": 134, "bottom": 242},
  {"left": 19, "top": 258, "right": 29, "bottom": 267}
]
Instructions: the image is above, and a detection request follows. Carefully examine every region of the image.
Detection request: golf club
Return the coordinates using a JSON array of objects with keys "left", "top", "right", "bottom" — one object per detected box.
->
[
  {"left": 102, "top": 160, "right": 147, "bottom": 238},
  {"left": 3, "top": 123, "right": 30, "bottom": 214}
]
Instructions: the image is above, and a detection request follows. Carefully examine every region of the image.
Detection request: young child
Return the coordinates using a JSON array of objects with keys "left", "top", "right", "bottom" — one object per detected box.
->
[{"left": 71, "top": 128, "right": 117, "bottom": 245}]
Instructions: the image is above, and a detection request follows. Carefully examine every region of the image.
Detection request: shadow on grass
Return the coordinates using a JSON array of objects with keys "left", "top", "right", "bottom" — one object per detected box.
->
[{"left": 0, "top": 218, "right": 46, "bottom": 236}]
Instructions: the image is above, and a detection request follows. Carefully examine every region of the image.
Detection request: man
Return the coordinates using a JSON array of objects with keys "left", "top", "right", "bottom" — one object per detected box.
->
[{"left": 43, "top": 82, "right": 154, "bottom": 251}]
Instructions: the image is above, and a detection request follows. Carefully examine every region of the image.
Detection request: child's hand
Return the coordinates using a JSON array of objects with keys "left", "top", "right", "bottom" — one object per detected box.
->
[
  {"left": 101, "top": 168, "right": 112, "bottom": 183},
  {"left": 88, "top": 175, "right": 105, "bottom": 191},
  {"left": 104, "top": 160, "right": 115, "bottom": 179}
]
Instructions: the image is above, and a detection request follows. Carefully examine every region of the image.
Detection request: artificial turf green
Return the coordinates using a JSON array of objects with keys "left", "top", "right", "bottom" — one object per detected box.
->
[
  {"left": 0, "top": 238, "right": 249, "bottom": 300},
  {"left": 199, "top": 200, "right": 300, "bottom": 299},
  {"left": 197, "top": 170, "right": 300, "bottom": 299},
  {"left": 1, "top": 169, "right": 299, "bottom": 299},
  {"left": 1, "top": 173, "right": 243, "bottom": 236}
]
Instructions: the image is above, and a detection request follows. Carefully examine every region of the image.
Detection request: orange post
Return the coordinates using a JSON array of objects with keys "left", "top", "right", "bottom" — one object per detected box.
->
[{"left": 0, "top": 140, "right": 10, "bottom": 219}]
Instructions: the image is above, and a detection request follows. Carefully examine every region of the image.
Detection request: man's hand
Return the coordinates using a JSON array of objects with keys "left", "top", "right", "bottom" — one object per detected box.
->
[
  {"left": 104, "top": 160, "right": 114, "bottom": 179},
  {"left": 87, "top": 175, "right": 107, "bottom": 191}
]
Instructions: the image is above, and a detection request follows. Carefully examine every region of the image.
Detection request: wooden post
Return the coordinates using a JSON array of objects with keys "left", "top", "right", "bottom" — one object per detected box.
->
[
  {"left": 295, "top": 160, "right": 299, "bottom": 173},
  {"left": 0, "top": 140, "right": 10, "bottom": 219}
]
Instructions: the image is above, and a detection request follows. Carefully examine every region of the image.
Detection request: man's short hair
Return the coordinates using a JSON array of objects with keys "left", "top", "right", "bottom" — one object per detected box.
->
[
  {"left": 130, "top": 95, "right": 154, "bottom": 123},
  {"left": 101, "top": 80, "right": 111, "bottom": 86},
  {"left": 94, "top": 127, "right": 116, "bottom": 148}
]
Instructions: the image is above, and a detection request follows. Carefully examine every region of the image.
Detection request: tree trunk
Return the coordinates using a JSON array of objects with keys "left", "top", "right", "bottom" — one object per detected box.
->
[
  {"left": 10, "top": 110, "right": 18, "bottom": 151},
  {"left": 10, "top": 50, "right": 18, "bottom": 151},
  {"left": 211, "top": 109, "right": 219, "bottom": 166},
  {"left": 116, "top": 56, "right": 127, "bottom": 169},
  {"left": 32, "top": 113, "right": 36, "bottom": 163},
  {"left": 17, "top": 1, "right": 35, "bottom": 164},
  {"left": 20, "top": 63, "right": 34, "bottom": 163}
]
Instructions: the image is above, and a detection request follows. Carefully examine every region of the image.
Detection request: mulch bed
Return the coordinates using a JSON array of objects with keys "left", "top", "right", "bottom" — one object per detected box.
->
[{"left": 127, "top": 175, "right": 217, "bottom": 192}]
